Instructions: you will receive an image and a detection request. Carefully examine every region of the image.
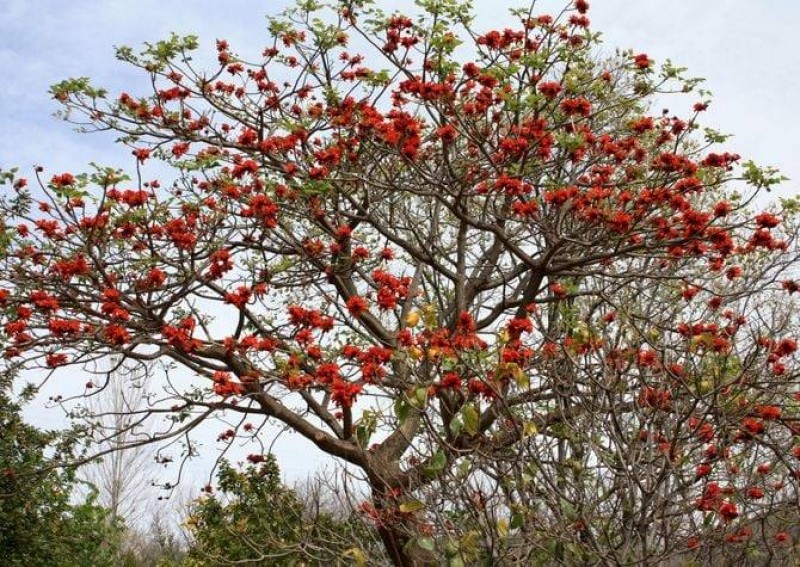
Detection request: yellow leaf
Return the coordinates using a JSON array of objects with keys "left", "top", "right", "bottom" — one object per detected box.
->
[
  {"left": 421, "top": 303, "right": 438, "bottom": 328},
  {"left": 462, "top": 404, "right": 479, "bottom": 435},
  {"left": 399, "top": 499, "right": 426, "bottom": 513},
  {"left": 342, "top": 547, "right": 367, "bottom": 567},
  {"left": 513, "top": 365, "right": 529, "bottom": 389},
  {"left": 406, "top": 310, "right": 420, "bottom": 328}
]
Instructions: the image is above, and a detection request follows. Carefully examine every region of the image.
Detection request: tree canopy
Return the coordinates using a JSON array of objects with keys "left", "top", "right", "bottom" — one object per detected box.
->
[{"left": 1, "top": 0, "right": 799, "bottom": 564}]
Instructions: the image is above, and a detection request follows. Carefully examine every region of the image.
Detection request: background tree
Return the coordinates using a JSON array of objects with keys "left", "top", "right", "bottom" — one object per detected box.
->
[
  {"left": 1, "top": 0, "right": 799, "bottom": 564},
  {"left": 78, "top": 359, "right": 190, "bottom": 566},
  {"left": 80, "top": 358, "right": 157, "bottom": 526},
  {"left": 181, "top": 454, "right": 383, "bottom": 565},
  {"left": 0, "top": 379, "right": 125, "bottom": 566}
]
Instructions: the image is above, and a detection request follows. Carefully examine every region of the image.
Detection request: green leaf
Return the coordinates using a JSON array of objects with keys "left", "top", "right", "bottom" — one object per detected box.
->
[
  {"left": 448, "top": 416, "right": 463, "bottom": 437},
  {"left": 416, "top": 536, "right": 435, "bottom": 551},
  {"left": 462, "top": 404, "right": 479, "bottom": 436},
  {"left": 425, "top": 450, "right": 447, "bottom": 477},
  {"left": 411, "top": 386, "right": 428, "bottom": 409}
]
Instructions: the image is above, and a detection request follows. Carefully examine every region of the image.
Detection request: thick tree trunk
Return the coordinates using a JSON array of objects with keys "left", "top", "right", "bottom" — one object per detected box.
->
[
  {"left": 376, "top": 521, "right": 414, "bottom": 566},
  {"left": 372, "top": 497, "right": 436, "bottom": 567},
  {"left": 366, "top": 456, "right": 436, "bottom": 566}
]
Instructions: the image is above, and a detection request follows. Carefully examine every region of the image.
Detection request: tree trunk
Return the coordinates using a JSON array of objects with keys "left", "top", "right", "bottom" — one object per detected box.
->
[
  {"left": 366, "top": 457, "right": 437, "bottom": 567},
  {"left": 372, "top": 495, "right": 437, "bottom": 567}
]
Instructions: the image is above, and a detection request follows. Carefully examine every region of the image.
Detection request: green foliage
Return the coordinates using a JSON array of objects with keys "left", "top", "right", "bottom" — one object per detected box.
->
[
  {"left": 0, "top": 390, "right": 124, "bottom": 567},
  {"left": 742, "top": 159, "right": 788, "bottom": 191},
  {"left": 183, "top": 455, "right": 380, "bottom": 565},
  {"left": 49, "top": 77, "right": 107, "bottom": 101}
]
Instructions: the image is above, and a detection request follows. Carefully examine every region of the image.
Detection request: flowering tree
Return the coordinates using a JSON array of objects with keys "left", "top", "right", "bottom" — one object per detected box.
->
[{"left": 1, "top": 0, "right": 799, "bottom": 564}]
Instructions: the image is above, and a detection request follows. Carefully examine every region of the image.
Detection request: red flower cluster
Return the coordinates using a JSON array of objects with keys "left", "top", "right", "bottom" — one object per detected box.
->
[
  {"left": 224, "top": 286, "right": 252, "bottom": 309},
  {"left": 346, "top": 295, "right": 369, "bottom": 317},
  {"left": 287, "top": 305, "right": 334, "bottom": 331},
  {"left": 48, "top": 318, "right": 81, "bottom": 337},
  {"left": 372, "top": 270, "right": 412, "bottom": 310},
  {"left": 213, "top": 371, "right": 244, "bottom": 397},
  {"left": 207, "top": 249, "right": 233, "bottom": 279},
  {"left": 560, "top": 97, "right": 592, "bottom": 117},
  {"left": 30, "top": 290, "right": 59, "bottom": 311},
  {"left": 241, "top": 194, "right": 279, "bottom": 228},
  {"left": 51, "top": 255, "right": 90, "bottom": 280},
  {"left": 162, "top": 317, "right": 200, "bottom": 352},
  {"left": 103, "top": 324, "right": 130, "bottom": 345}
]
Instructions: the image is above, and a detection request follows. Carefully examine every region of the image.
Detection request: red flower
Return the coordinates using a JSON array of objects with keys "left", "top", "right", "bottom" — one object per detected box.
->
[
  {"left": 132, "top": 148, "right": 151, "bottom": 163},
  {"left": 630, "top": 117, "right": 654, "bottom": 133},
  {"left": 549, "top": 283, "right": 567, "bottom": 298},
  {"left": 30, "top": 290, "right": 60, "bottom": 311},
  {"left": 224, "top": 286, "right": 252, "bottom": 309},
  {"left": 718, "top": 501, "right": 738, "bottom": 522},
  {"left": 756, "top": 405, "right": 781, "bottom": 421},
  {"left": 213, "top": 371, "right": 244, "bottom": 396},
  {"left": 439, "top": 372, "right": 462, "bottom": 390},
  {"left": 746, "top": 486, "right": 764, "bottom": 499},
  {"left": 330, "top": 379, "right": 362, "bottom": 408},
  {"left": 772, "top": 338, "right": 797, "bottom": 357},
  {"left": 141, "top": 267, "right": 166, "bottom": 289},
  {"left": 436, "top": 125, "right": 458, "bottom": 143},
  {"left": 782, "top": 280, "right": 800, "bottom": 294},
  {"left": 51, "top": 173, "right": 75, "bottom": 187},
  {"left": 755, "top": 212, "right": 780, "bottom": 228},
  {"left": 607, "top": 211, "right": 633, "bottom": 233},
  {"left": 725, "top": 266, "right": 742, "bottom": 280},
  {"left": 741, "top": 417, "right": 764, "bottom": 435},
  {"left": 633, "top": 53, "right": 651, "bottom": 69},
  {"left": 637, "top": 350, "right": 659, "bottom": 368},
  {"left": 695, "top": 463, "right": 712, "bottom": 479},
  {"left": 696, "top": 483, "right": 722, "bottom": 511},
  {"left": 638, "top": 386, "right": 670, "bottom": 409},
  {"left": 46, "top": 353, "right": 68, "bottom": 367},
  {"left": 103, "top": 324, "right": 130, "bottom": 345},
  {"left": 538, "top": 81, "right": 561, "bottom": 99},
  {"left": 48, "top": 318, "right": 82, "bottom": 337},
  {"left": 346, "top": 296, "right": 369, "bottom": 317},
  {"left": 774, "top": 531, "right": 791, "bottom": 544},
  {"left": 560, "top": 97, "right": 592, "bottom": 117},
  {"left": 681, "top": 286, "right": 700, "bottom": 301}
]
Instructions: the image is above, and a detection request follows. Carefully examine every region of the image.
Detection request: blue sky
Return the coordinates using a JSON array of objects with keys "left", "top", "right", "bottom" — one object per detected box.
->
[{"left": 2, "top": 0, "right": 799, "bottom": 514}]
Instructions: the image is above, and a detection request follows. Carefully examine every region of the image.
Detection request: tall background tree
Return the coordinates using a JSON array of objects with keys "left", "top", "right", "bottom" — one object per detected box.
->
[
  {"left": 1, "top": 0, "right": 798, "bottom": 564},
  {"left": 80, "top": 358, "right": 156, "bottom": 527}
]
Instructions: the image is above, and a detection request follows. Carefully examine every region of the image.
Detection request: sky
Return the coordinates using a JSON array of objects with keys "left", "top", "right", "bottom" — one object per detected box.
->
[{"left": 2, "top": 0, "right": 799, "bottom": 518}]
